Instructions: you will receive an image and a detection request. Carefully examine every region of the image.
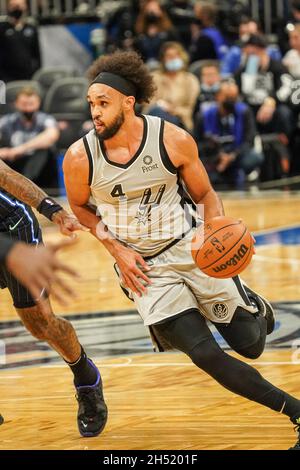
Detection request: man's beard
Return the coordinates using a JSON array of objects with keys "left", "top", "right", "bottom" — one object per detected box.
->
[{"left": 96, "top": 112, "right": 125, "bottom": 141}]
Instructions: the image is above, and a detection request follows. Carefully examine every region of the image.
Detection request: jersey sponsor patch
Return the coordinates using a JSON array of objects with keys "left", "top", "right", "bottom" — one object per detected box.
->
[{"left": 142, "top": 154, "right": 158, "bottom": 172}]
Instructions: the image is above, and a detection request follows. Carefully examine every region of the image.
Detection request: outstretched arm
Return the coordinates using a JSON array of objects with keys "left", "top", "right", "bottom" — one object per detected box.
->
[
  {"left": 0, "top": 159, "right": 87, "bottom": 237},
  {"left": 0, "top": 159, "right": 47, "bottom": 207}
]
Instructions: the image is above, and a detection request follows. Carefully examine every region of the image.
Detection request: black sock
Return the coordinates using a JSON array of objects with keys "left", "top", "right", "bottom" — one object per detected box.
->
[{"left": 66, "top": 346, "right": 98, "bottom": 387}]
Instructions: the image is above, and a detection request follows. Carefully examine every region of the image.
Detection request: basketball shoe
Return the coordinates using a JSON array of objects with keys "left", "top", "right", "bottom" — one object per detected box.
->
[
  {"left": 243, "top": 284, "right": 275, "bottom": 335},
  {"left": 75, "top": 359, "right": 108, "bottom": 437},
  {"left": 289, "top": 416, "right": 300, "bottom": 450}
]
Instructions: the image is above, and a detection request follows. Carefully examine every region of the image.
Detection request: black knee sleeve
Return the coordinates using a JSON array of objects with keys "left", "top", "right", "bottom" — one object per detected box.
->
[
  {"left": 235, "top": 334, "right": 265, "bottom": 359},
  {"left": 214, "top": 307, "right": 267, "bottom": 359}
]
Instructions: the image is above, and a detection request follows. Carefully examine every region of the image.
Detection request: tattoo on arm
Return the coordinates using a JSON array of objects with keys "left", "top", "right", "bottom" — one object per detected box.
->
[{"left": 0, "top": 160, "right": 47, "bottom": 208}]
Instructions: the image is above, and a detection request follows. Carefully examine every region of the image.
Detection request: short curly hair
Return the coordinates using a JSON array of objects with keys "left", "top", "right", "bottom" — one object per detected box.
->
[{"left": 87, "top": 50, "right": 156, "bottom": 104}]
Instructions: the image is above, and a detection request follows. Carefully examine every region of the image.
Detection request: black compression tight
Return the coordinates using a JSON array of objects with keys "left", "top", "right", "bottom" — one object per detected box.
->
[{"left": 153, "top": 309, "right": 300, "bottom": 419}]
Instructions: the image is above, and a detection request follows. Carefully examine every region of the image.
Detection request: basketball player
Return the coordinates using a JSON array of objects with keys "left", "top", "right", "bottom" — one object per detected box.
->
[
  {"left": 0, "top": 233, "right": 78, "bottom": 428},
  {"left": 63, "top": 50, "right": 300, "bottom": 449},
  {"left": 0, "top": 161, "right": 107, "bottom": 437}
]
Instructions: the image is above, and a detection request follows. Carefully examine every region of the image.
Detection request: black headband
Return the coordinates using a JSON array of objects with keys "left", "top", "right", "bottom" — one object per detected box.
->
[{"left": 90, "top": 72, "right": 137, "bottom": 97}]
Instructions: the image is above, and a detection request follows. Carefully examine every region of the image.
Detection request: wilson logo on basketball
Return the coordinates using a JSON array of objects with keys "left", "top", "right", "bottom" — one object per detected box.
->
[
  {"left": 212, "top": 244, "right": 249, "bottom": 273},
  {"left": 191, "top": 216, "right": 254, "bottom": 279}
]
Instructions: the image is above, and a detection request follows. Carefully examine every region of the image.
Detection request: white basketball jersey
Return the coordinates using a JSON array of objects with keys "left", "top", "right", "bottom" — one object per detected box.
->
[{"left": 83, "top": 114, "right": 196, "bottom": 257}]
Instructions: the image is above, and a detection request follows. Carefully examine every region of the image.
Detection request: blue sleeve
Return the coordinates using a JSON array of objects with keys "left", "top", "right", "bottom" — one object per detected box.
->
[
  {"left": 221, "top": 46, "right": 242, "bottom": 76},
  {"left": 267, "top": 46, "right": 282, "bottom": 61}
]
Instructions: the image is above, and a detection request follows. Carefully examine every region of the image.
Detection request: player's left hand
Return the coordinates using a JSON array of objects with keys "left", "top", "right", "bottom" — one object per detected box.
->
[{"left": 51, "top": 210, "right": 90, "bottom": 237}]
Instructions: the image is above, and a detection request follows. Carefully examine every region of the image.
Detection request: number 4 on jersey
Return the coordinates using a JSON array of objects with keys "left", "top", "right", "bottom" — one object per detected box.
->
[{"left": 110, "top": 184, "right": 126, "bottom": 198}]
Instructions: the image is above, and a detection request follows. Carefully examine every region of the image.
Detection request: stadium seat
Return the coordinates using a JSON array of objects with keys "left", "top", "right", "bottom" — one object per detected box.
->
[
  {"left": 43, "top": 77, "right": 89, "bottom": 117},
  {"left": 32, "top": 67, "right": 77, "bottom": 96},
  {"left": 0, "top": 80, "right": 43, "bottom": 115}
]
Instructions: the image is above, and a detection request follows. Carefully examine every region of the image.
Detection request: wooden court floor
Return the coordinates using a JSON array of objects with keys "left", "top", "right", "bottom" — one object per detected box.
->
[{"left": 0, "top": 192, "right": 300, "bottom": 450}]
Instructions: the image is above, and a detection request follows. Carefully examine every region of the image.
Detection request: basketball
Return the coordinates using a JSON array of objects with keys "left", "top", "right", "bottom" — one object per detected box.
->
[{"left": 191, "top": 216, "right": 254, "bottom": 279}]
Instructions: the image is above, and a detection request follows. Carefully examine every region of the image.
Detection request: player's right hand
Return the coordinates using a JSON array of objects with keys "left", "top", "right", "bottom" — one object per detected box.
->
[
  {"left": 112, "top": 244, "right": 151, "bottom": 297},
  {"left": 6, "top": 239, "right": 79, "bottom": 305}
]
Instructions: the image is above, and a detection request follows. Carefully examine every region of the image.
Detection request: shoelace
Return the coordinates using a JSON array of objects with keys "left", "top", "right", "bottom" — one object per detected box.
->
[{"left": 77, "top": 389, "right": 99, "bottom": 418}]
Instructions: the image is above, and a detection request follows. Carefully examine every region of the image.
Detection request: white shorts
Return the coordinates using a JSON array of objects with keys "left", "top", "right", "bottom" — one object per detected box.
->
[{"left": 115, "top": 229, "right": 257, "bottom": 326}]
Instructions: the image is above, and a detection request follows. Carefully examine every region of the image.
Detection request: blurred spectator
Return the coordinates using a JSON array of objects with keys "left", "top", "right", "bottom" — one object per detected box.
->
[
  {"left": 283, "top": 23, "right": 300, "bottom": 176},
  {"left": 189, "top": 1, "right": 228, "bottom": 62},
  {"left": 0, "top": 87, "right": 59, "bottom": 185},
  {"left": 134, "top": 0, "right": 177, "bottom": 65},
  {"left": 194, "top": 81, "right": 264, "bottom": 188},
  {"left": 145, "top": 41, "right": 200, "bottom": 130},
  {"left": 236, "top": 35, "right": 293, "bottom": 180},
  {"left": 235, "top": 34, "right": 293, "bottom": 137},
  {"left": 221, "top": 18, "right": 282, "bottom": 77},
  {"left": 215, "top": 0, "right": 250, "bottom": 43},
  {"left": 278, "top": 0, "right": 300, "bottom": 55},
  {"left": 105, "top": 2, "right": 137, "bottom": 53},
  {"left": 194, "top": 60, "right": 221, "bottom": 117},
  {"left": 283, "top": 23, "right": 300, "bottom": 78},
  {"left": 0, "top": 0, "right": 41, "bottom": 82},
  {"left": 165, "top": 0, "right": 194, "bottom": 49}
]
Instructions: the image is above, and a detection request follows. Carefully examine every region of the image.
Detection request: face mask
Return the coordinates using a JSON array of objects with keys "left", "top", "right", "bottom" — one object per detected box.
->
[
  {"left": 21, "top": 111, "right": 35, "bottom": 121},
  {"left": 240, "top": 33, "right": 250, "bottom": 42},
  {"left": 165, "top": 58, "right": 184, "bottom": 72},
  {"left": 145, "top": 12, "right": 160, "bottom": 24},
  {"left": 193, "top": 19, "right": 203, "bottom": 28},
  {"left": 201, "top": 82, "right": 220, "bottom": 93},
  {"left": 246, "top": 54, "right": 260, "bottom": 74},
  {"left": 222, "top": 99, "right": 236, "bottom": 114},
  {"left": 8, "top": 8, "right": 23, "bottom": 20}
]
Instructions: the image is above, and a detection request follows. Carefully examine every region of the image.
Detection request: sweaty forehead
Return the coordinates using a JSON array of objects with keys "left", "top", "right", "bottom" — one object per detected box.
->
[{"left": 87, "top": 83, "right": 122, "bottom": 100}]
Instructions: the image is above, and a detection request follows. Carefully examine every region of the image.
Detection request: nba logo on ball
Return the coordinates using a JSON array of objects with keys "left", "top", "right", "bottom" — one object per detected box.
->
[{"left": 191, "top": 216, "right": 254, "bottom": 279}]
